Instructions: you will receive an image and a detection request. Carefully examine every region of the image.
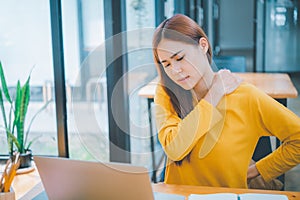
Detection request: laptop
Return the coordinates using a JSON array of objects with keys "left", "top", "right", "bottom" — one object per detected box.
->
[{"left": 34, "top": 156, "right": 155, "bottom": 200}]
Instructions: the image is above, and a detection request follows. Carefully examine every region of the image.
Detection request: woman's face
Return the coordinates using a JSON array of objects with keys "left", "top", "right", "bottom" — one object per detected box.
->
[{"left": 156, "top": 38, "right": 210, "bottom": 90}]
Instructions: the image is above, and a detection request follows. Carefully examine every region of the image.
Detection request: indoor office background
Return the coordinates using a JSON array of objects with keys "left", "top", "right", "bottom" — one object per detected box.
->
[{"left": 0, "top": 0, "right": 299, "bottom": 191}]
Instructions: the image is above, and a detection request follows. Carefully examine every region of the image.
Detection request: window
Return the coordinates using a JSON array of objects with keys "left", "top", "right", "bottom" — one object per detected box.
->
[
  {"left": 125, "top": 0, "right": 158, "bottom": 168},
  {"left": 61, "top": 0, "right": 108, "bottom": 161},
  {"left": 0, "top": 0, "right": 58, "bottom": 155}
]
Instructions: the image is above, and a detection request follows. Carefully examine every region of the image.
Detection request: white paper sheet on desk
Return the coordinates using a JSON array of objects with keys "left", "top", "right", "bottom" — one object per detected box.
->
[
  {"left": 188, "top": 193, "right": 288, "bottom": 200},
  {"left": 154, "top": 192, "right": 185, "bottom": 200}
]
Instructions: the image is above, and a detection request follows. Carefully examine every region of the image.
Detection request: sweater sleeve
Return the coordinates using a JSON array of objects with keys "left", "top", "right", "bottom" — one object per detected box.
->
[
  {"left": 251, "top": 86, "right": 300, "bottom": 182},
  {"left": 154, "top": 84, "right": 223, "bottom": 161}
]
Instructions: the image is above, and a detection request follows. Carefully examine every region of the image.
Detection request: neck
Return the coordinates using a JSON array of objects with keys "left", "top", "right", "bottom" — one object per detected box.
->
[{"left": 193, "top": 69, "right": 215, "bottom": 101}]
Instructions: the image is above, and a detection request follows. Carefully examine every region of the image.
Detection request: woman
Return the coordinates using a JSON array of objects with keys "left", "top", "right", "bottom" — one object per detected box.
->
[{"left": 152, "top": 14, "right": 300, "bottom": 188}]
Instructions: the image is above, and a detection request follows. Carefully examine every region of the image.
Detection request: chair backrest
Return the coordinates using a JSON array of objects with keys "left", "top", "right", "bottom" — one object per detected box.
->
[{"left": 213, "top": 56, "right": 246, "bottom": 72}]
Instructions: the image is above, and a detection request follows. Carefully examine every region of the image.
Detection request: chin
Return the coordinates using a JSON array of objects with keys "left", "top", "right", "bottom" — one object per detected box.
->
[
  {"left": 173, "top": 79, "right": 195, "bottom": 90},
  {"left": 179, "top": 84, "right": 194, "bottom": 91}
]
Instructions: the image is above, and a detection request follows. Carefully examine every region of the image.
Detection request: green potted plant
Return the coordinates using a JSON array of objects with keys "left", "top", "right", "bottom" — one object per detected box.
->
[{"left": 0, "top": 61, "right": 50, "bottom": 168}]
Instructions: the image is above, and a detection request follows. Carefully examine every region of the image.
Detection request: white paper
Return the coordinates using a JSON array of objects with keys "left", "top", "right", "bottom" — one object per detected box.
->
[
  {"left": 239, "top": 193, "right": 288, "bottom": 200},
  {"left": 189, "top": 193, "right": 237, "bottom": 200}
]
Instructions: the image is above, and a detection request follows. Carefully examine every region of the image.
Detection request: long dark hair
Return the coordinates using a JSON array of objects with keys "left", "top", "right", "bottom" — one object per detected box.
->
[{"left": 152, "top": 14, "right": 213, "bottom": 165}]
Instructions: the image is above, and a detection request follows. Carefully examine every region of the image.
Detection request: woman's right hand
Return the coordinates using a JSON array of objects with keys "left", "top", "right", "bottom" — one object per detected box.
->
[{"left": 204, "top": 69, "right": 242, "bottom": 106}]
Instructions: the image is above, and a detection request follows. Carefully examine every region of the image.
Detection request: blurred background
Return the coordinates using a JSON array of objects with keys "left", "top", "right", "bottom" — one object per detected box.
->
[{"left": 0, "top": 0, "right": 299, "bottom": 191}]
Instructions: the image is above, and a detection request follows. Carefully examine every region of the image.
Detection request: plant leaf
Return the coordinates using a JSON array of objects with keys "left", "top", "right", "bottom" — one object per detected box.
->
[
  {"left": 5, "top": 128, "right": 21, "bottom": 152},
  {"left": 0, "top": 62, "right": 12, "bottom": 103},
  {"left": 22, "top": 76, "right": 31, "bottom": 116},
  {"left": 0, "top": 88, "right": 8, "bottom": 128},
  {"left": 8, "top": 103, "right": 14, "bottom": 153},
  {"left": 16, "top": 77, "right": 30, "bottom": 153},
  {"left": 25, "top": 134, "right": 42, "bottom": 150},
  {"left": 14, "top": 81, "right": 22, "bottom": 152},
  {"left": 13, "top": 81, "right": 21, "bottom": 126},
  {"left": 24, "top": 99, "right": 52, "bottom": 148}
]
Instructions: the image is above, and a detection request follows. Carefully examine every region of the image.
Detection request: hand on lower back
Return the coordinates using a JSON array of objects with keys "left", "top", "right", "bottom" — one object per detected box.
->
[{"left": 247, "top": 163, "right": 260, "bottom": 179}]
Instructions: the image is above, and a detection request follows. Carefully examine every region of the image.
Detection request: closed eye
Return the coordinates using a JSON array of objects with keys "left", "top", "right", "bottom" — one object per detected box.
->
[
  {"left": 176, "top": 55, "right": 185, "bottom": 61},
  {"left": 159, "top": 61, "right": 170, "bottom": 68},
  {"left": 164, "top": 63, "right": 170, "bottom": 68}
]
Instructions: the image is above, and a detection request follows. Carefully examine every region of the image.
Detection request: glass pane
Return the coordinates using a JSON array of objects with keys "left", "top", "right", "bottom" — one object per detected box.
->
[
  {"left": 265, "top": 0, "right": 300, "bottom": 72},
  {"left": 62, "top": 0, "right": 108, "bottom": 162},
  {"left": 126, "top": 0, "right": 159, "bottom": 171},
  {"left": 165, "top": 0, "right": 175, "bottom": 19},
  {"left": 0, "top": 0, "right": 58, "bottom": 156}
]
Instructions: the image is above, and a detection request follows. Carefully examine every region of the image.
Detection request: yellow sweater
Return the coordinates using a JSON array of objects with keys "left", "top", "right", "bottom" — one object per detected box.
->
[{"left": 154, "top": 82, "right": 300, "bottom": 188}]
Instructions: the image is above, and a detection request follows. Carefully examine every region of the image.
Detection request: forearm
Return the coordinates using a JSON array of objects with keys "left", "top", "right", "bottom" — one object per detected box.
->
[
  {"left": 256, "top": 135, "right": 300, "bottom": 182},
  {"left": 157, "top": 100, "right": 222, "bottom": 161}
]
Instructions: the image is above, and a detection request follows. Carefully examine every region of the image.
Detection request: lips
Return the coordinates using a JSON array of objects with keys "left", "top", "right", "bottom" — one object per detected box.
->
[{"left": 177, "top": 76, "right": 190, "bottom": 82}]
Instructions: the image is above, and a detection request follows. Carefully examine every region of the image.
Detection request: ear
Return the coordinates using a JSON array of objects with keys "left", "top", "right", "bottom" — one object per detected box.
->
[{"left": 198, "top": 37, "right": 209, "bottom": 54}]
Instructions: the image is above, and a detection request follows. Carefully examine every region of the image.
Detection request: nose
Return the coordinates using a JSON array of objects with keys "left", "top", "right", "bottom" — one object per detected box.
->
[{"left": 171, "top": 62, "right": 182, "bottom": 73}]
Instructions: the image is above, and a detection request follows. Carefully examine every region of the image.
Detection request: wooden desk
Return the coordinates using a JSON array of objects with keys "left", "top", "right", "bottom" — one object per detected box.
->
[
  {"left": 12, "top": 169, "right": 43, "bottom": 200},
  {"left": 138, "top": 73, "right": 298, "bottom": 99},
  {"left": 153, "top": 183, "right": 300, "bottom": 200},
  {"left": 138, "top": 73, "right": 298, "bottom": 183},
  {"left": 10, "top": 170, "right": 300, "bottom": 200}
]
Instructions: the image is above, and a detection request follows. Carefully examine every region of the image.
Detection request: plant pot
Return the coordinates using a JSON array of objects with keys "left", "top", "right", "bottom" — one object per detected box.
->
[{"left": 11, "top": 150, "right": 32, "bottom": 169}]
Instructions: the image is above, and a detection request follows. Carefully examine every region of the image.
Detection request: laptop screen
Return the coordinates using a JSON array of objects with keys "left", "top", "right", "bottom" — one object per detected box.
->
[{"left": 34, "top": 156, "right": 154, "bottom": 200}]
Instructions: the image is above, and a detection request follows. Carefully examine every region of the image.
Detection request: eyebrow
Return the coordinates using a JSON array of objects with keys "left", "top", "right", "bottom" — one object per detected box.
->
[{"left": 160, "top": 50, "right": 183, "bottom": 63}]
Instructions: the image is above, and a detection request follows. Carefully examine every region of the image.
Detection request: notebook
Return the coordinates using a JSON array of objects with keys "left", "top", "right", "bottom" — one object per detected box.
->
[{"left": 34, "top": 156, "right": 185, "bottom": 200}]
